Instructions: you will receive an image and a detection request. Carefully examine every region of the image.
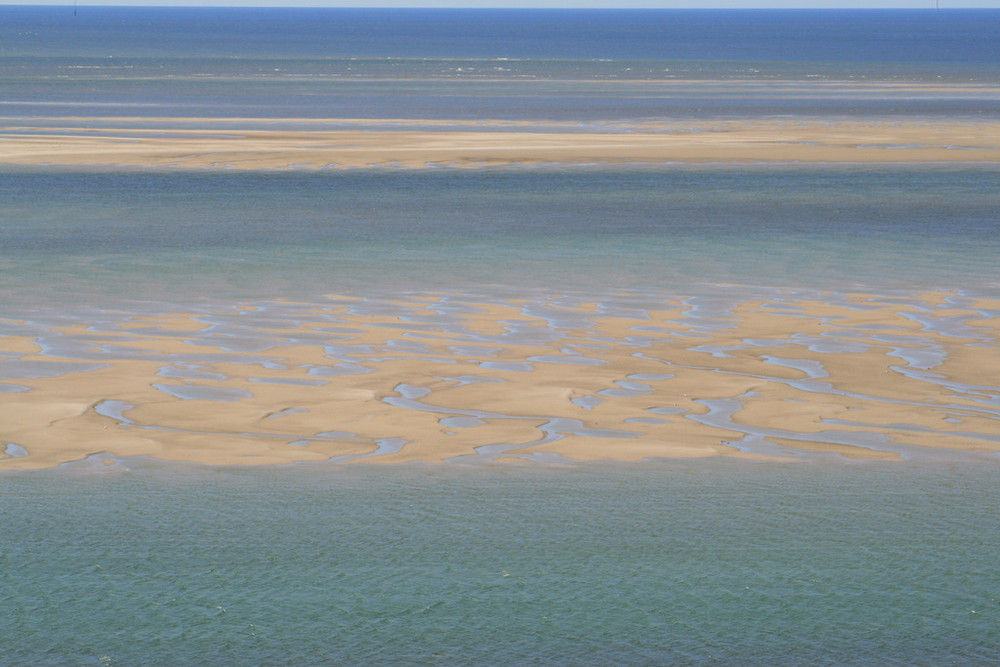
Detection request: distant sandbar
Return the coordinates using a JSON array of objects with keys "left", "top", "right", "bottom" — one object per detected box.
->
[{"left": 3, "top": 118, "right": 999, "bottom": 169}]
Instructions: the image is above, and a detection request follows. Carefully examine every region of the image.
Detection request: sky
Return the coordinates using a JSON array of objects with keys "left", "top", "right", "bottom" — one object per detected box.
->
[{"left": 1, "top": 0, "right": 996, "bottom": 7}]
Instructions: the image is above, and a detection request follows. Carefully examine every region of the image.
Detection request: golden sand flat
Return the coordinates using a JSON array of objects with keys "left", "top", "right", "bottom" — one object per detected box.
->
[
  {"left": 2, "top": 292, "right": 997, "bottom": 469},
  {"left": 3, "top": 118, "right": 1000, "bottom": 169}
]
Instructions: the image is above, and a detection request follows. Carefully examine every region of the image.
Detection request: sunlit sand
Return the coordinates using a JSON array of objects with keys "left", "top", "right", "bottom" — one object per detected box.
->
[
  {"left": 3, "top": 292, "right": 998, "bottom": 469},
  {"left": 3, "top": 118, "right": 1000, "bottom": 169}
]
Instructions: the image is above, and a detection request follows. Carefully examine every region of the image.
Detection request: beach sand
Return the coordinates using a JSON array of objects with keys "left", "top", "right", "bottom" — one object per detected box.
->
[
  {"left": 2, "top": 292, "right": 998, "bottom": 469},
  {"left": 3, "top": 118, "right": 1000, "bottom": 169}
]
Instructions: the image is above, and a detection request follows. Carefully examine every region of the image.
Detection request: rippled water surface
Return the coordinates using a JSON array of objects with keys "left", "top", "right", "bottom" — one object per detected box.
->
[{"left": 3, "top": 461, "right": 999, "bottom": 665}]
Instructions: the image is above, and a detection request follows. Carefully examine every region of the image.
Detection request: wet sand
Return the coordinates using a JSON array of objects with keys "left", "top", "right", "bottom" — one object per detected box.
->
[
  {"left": 2, "top": 292, "right": 998, "bottom": 469},
  {"left": 3, "top": 118, "right": 1000, "bottom": 169}
]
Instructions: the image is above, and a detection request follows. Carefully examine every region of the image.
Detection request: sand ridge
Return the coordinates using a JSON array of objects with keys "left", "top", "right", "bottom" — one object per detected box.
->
[
  {"left": 2, "top": 291, "right": 998, "bottom": 469},
  {"left": 3, "top": 118, "right": 1000, "bottom": 169}
]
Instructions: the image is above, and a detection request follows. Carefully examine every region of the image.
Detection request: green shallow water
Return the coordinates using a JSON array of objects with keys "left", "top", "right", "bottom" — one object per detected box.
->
[
  {"left": 3, "top": 165, "right": 999, "bottom": 312},
  {"left": 3, "top": 460, "right": 998, "bottom": 665}
]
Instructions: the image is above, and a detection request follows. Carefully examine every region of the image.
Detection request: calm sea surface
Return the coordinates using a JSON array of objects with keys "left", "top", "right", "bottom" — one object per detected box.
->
[
  {"left": 2, "top": 9, "right": 999, "bottom": 664},
  {"left": 2, "top": 165, "right": 999, "bottom": 314}
]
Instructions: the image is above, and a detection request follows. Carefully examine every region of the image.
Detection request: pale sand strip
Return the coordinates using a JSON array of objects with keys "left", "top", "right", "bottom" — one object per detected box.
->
[
  {"left": 3, "top": 119, "right": 1000, "bottom": 168},
  {"left": 2, "top": 293, "right": 998, "bottom": 469}
]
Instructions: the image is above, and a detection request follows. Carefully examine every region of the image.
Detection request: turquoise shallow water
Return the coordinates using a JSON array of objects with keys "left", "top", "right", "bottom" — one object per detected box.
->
[
  {"left": 2, "top": 460, "right": 998, "bottom": 665},
  {"left": 3, "top": 165, "right": 999, "bottom": 313}
]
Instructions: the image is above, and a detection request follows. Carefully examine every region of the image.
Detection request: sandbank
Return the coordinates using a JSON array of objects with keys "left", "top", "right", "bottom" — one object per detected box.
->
[
  {"left": 3, "top": 118, "right": 1000, "bottom": 169},
  {"left": 2, "top": 292, "right": 998, "bottom": 469}
]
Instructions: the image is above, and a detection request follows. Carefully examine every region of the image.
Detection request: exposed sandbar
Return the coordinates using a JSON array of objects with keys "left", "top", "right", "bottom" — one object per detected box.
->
[
  {"left": 3, "top": 119, "right": 999, "bottom": 169},
  {"left": 2, "top": 292, "right": 998, "bottom": 469}
]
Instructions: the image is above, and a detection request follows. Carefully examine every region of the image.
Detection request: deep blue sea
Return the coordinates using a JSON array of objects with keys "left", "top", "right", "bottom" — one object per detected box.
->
[
  {"left": 3, "top": 7, "right": 1000, "bottom": 124},
  {"left": 2, "top": 8, "right": 1000, "bottom": 665}
]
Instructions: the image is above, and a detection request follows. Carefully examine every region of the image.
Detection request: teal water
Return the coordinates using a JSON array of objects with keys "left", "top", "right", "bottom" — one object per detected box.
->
[
  {"left": 2, "top": 460, "right": 998, "bottom": 665},
  {"left": 2, "top": 165, "right": 999, "bottom": 314}
]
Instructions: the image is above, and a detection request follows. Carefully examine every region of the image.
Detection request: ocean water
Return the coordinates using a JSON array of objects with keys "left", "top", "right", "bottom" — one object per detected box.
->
[
  {"left": 2, "top": 8, "right": 1000, "bottom": 664},
  {"left": 1, "top": 165, "right": 999, "bottom": 314},
  {"left": 3, "top": 460, "right": 1000, "bottom": 665},
  {"left": 4, "top": 7, "right": 1000, "bottom": 126}
]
